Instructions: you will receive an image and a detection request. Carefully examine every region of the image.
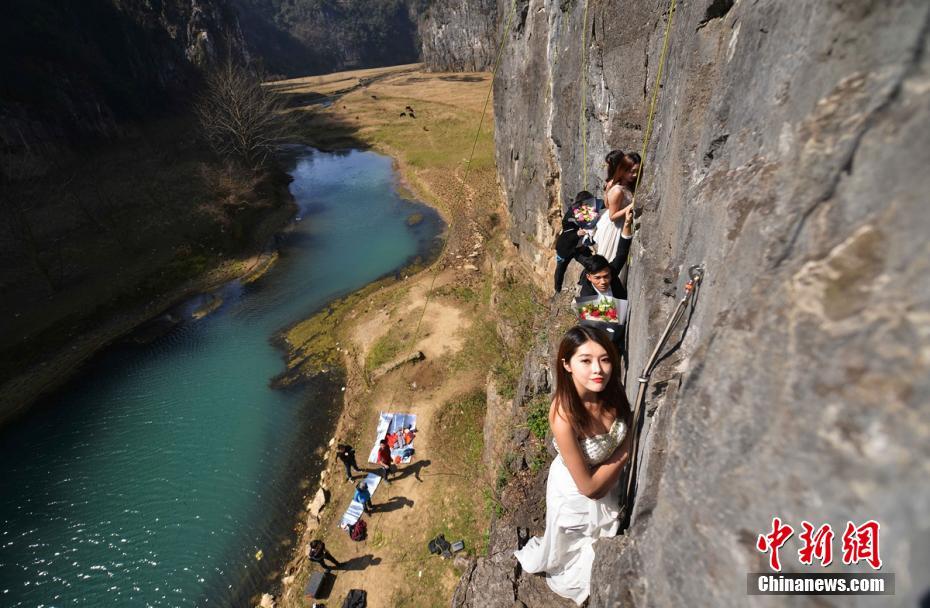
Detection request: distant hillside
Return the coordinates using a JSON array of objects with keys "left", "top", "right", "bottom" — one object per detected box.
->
[
  {"left": 419, "top": 0, "right": 498, "bottom": 72},
  {"left": 230, "top": 0, "right": 427, "bottom": 78},
  {"left": 0, "top": 0, "right": 246, "bottom": 174}
]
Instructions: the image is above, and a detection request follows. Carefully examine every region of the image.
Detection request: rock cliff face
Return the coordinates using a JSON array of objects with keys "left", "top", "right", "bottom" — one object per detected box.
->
[
  {"left": 231, "top": 0, "right": 424, "bottom": 77},
  {"left": 419, "top": 0, "right": 500, "bottom": 71},
  {"left": 457, "top": 0, "right": 930, "bottom": 606},
  {"left": 0, "top": 0, "right": 246, "bottom": 174}
]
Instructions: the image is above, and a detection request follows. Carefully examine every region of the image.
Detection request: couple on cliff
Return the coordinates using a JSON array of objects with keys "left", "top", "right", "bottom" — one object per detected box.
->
[{"left": 554, "top": 150, "right": 641, "bottom": 294}]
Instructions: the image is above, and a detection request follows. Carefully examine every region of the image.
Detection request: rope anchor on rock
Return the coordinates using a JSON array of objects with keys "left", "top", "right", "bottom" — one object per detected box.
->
[{"left": 624, "top": 262, "right": 704, "bottom": 523}]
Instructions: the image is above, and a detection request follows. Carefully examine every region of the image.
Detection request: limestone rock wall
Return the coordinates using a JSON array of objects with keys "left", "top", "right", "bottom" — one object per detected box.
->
[
  {"left": 419, "top": 0, "right": 500, "bottom": 71},
  {"left": 231, "top": 0, "right": 424, "bottom": 78},
  {"left": 112, "top": 0, "right": 247, "bottom": 69},
  {"left": 460, "top": 0, "right": 930, "bottom": 606}
]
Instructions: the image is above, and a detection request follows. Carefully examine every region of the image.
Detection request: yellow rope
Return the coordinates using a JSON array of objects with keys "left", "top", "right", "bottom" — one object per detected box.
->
[
  {"left": 464, "top": 0, "right": 519, "bottom": 185},
  {"left": 580, "top": 0, "right": 590, "bottom": 191},
  {"left": 621, "top": 0, "right": 680, "bottom": 522},
  {"left": 383, "top": 0, "right": 519, "bottom": 409},
  {"left": 631, "top": 0, "right": 677, "bottom": 209}
]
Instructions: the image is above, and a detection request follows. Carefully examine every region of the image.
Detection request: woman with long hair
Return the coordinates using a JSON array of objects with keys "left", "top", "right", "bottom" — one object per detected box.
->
[
  {"left": 625, "top": 151, "right": 642, "bottom": 193},
  {"left": 514, "top": 325, "right": 632, "bottom": 605},
  {"left": 592, "top": 150, "right": 635, "bottom": 262}
]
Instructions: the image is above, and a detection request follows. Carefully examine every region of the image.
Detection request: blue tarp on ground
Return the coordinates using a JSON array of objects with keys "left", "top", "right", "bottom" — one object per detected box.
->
[
  {"left": 338, "top": 472, "right": 381, "bottom": 528},
  {"left": 366, "top": 411, "right": 417, "bottom": 464}
]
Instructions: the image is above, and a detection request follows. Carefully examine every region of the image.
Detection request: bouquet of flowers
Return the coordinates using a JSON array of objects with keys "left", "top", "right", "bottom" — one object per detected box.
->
[
  {"left": 571, "top": 203, "right": 600, "bottom": 230},
  {"left": 572, "top": 296, "right": 628, "bottom": 326}
]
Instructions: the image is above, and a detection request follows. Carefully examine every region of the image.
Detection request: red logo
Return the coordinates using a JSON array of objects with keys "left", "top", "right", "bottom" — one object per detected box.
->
[
  {"left": 757, "top": 517, "right": 794, "bottom": 572},
  {"left": 841, "top": 520, "right": 882, "bottom": 569},
  {"left": 798, "top": 521, "right": 834, "bottom": 567},
  {"left": 757, "top": 519, "right": 882, "bottom": 571}
]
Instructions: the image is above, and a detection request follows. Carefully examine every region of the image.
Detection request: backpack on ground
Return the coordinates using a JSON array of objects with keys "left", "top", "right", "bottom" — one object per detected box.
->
[
  {"left": 349, "top": 518, "right": 367, "bottom": 541},
  {"left": 342, "top": 589, "right": 367, "bottom": 608},
  {"left": 428, "top": 533, "right": 452, "bottom": 558}
]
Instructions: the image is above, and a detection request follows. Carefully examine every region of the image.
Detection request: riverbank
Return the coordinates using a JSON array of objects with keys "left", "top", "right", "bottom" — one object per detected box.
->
[
  {"left": 0, "top": 124, "right": 298, "bottom": 425},
  {"left": 0, "top": 145, "right": 448, "bottom": 608},
  {"left": 260, "top": 67, "right": 547, "bottom": 608}
]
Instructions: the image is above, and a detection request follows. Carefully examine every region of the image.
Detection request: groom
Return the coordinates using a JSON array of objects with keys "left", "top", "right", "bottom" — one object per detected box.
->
[
  {"left": 579, "top": 207, "right": 634, "bottom": 299},
  {"left": 576, "top": 210, "right": 634, "bottom": 350}
]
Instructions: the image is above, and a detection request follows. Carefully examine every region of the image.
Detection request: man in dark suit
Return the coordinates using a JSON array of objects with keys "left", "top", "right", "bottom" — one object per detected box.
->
[
  {"left": 577, "top": 207, "right": 634, "bottom": 349},
  {"left": 554, "top": 191, "right": 601, "bottom": 293},
  {"left": 579, "top": 207, "right": 634, "bottom": 298}
]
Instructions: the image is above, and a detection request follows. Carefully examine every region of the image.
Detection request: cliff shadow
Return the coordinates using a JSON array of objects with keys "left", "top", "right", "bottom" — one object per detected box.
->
[
  {"left": 287, "top": 105, "right": 372, "bottom": 152},
  {"left": 438, "top": 75, "right": 484, "bottom": 82}
]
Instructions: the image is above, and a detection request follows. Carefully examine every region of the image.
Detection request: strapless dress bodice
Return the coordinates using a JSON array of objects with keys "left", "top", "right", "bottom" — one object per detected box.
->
[{"left": 553, "top": 418, "right": 627, "bottom": 466}]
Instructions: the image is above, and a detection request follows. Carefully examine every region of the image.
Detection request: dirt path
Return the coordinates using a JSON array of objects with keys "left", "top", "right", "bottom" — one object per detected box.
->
[{"left": 291, "top": 265, "right": 482, "bottom": 607}]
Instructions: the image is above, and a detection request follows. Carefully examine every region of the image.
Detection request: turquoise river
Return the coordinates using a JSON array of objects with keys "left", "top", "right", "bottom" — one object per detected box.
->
[{"left": 0, "top": 148, "right": 443, "bottom": 607}]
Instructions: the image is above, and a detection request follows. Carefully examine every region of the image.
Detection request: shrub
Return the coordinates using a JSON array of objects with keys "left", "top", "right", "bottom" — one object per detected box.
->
[{"left": 527, "top": 396, "right": 550, "bottom": 440}]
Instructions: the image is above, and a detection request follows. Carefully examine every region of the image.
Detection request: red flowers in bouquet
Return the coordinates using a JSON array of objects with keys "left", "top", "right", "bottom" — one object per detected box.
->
[
  {"left": 577, "top": 298, "right": 620, "bottom": 323},
  {"left": 573, "top": 296, "right": 627, "bottom": 326}
]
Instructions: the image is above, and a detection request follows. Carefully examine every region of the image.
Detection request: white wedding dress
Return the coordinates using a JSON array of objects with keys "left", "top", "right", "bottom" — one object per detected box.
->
[
  {"left": 592, "top": 185, "right": 631, "bottom": 263},
  {"left": 514, "top": 418, "right": 627, "bottom": 605}
]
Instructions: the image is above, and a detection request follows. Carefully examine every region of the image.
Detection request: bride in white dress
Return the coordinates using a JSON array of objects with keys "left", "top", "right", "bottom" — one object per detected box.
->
[
  {"left": 514, "top": 325, "right": 632, "bottom": 605},
  {"left": 593, "top": 150, "right": 635, "bottom": 263}
]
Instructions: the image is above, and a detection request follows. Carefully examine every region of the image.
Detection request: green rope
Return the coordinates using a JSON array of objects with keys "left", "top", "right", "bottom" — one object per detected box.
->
[
  {"left": 384, "top": 0, "right": 520, "bottom": 410},
  {"left": 631, "top": 0, "right": 677, "bottom": 210},
  {"left": 580, "top": 0, "right": 590, "bottom": 191}
]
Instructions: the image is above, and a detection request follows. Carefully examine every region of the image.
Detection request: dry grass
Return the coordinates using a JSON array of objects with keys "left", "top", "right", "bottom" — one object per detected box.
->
[
  {"left": 265, "top": 63, "right": 421, "bottom": 97},
  {"left": 271, "top": 65, "right": 510, "bottom": 608},
  {"left": 285, "top": 69, "right": 499, "bottom": 234}
]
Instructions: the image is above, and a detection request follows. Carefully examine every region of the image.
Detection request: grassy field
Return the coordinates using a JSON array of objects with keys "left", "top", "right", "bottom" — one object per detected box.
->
[
  {"left": 266, "top": 63, "right": 420, "bottom": 98},
  {"left": 276, "top": 66, "right": 499, "bottom": 228}
]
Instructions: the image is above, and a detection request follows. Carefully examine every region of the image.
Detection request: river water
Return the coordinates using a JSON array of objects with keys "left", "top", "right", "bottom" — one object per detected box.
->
[{"left": 0, "top": 148, "right": 443, "bottom": 607}]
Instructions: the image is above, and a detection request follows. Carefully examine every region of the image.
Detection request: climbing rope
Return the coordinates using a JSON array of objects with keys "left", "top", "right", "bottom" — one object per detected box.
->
[
  {"left": 356, "top": 0, "right": 524, "bottom": 545},
  {"left": 623, "top": 264, "right": 703, "bottom": 508},
  {"left": 577, "top": 0, "right": 675, "bottom": 203},
  {"left": 630, "top": 0, "right": 677, "bottom": 209},
  {"left": 580, "top": 0, "right": 590, "bottom": 191},
  {"left": 382, "top": 0, "right": 520, "bottom": 410},
  {"left": 619, "top": 0, "right": 681, "bottom": 511},
  {"left": 464, "top": 0, "right": 519, "bottom": 186}
]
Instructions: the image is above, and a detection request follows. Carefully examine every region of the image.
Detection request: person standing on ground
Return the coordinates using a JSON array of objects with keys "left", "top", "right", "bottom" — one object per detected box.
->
[
  {"left": 377, "top": 439, "right": 393, "bottom": 484},
  {"left": 336, "top": 443, "right": 362, "bottom": 482},
  {"left": 308, "top": 539, "right": 341, "bottom": 570},
  {"left": 354, "top": 481, "right": 373, "bottom": 514}
]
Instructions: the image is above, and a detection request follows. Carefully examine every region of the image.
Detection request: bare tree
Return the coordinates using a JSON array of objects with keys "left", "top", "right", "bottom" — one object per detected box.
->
[{"left": 195, "top": 62, "right": 291, "bottom": 171}]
